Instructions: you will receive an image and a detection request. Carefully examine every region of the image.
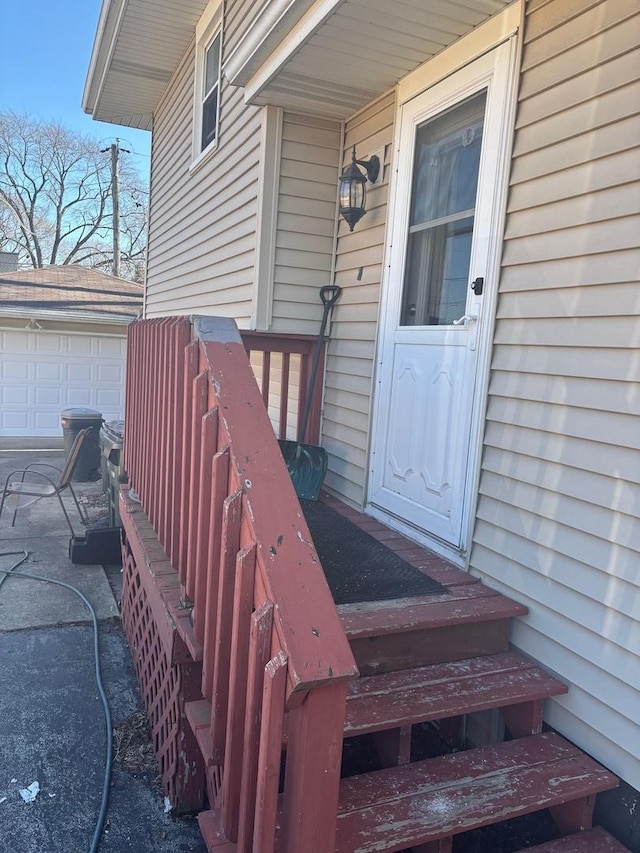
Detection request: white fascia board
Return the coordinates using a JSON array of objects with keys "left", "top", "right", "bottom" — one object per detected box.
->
[
  {"left": 82, "top": 0, "right": 125, "bottom": 116},
  {"left": 225, "top": 0, "right": 317, "bottom": 86},
  {"left": 242, "top": 0, "right": 343, "bottom": 104}
]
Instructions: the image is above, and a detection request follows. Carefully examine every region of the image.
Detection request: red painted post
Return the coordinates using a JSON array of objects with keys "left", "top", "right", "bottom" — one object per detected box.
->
[
  {"left": 279, "top": 681, "right": 348, "bottom": 853},
  {"left": 261, "top": 351, "right": 271, "bottom": 407},
  {"left": 279, "top": 353, "right": 290, "bottom": 440}
]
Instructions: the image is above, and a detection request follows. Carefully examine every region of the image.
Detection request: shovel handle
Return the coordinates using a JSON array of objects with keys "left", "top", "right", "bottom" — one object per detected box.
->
[
  {"left": 299, "top": 285, "right": 342, "bottom": 441},
  {"left": 320, "top": 285, "right": 342, "bottom": 307}
]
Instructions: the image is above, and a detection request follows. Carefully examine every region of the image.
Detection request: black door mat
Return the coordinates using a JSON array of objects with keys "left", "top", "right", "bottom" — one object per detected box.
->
[{"left": 300, "top": 499, "right": 447, "bottom": 605}]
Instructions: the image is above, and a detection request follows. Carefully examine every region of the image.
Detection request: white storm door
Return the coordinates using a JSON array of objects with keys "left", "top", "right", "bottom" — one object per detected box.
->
[{"left": 370, "top": 44, "right": 513, "bottom": 551}]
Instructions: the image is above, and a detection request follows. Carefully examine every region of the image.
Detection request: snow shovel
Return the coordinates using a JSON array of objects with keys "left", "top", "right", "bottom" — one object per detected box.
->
[{"left": 278, "top": 285, "right": 342, "bottom": 500}]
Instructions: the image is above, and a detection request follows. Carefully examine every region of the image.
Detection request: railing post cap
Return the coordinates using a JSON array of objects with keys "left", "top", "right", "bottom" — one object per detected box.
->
[{"left": 192, "top": 315, "right": 243, "bottom": 344}]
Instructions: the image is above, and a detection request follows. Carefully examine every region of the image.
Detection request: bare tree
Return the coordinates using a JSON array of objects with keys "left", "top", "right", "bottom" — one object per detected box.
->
[{"left": 0, "top": 111, "right": 147, "bottom": 280}]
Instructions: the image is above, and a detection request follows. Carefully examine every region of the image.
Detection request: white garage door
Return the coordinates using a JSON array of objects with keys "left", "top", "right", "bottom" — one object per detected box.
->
[{"left": 0, "top": 328, "right": 127, "bottom": 436}]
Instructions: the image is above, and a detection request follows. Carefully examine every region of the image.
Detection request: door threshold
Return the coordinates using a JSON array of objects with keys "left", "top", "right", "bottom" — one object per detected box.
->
[{"left": 366, "top": 502, "right": 467, "bottom": 568}]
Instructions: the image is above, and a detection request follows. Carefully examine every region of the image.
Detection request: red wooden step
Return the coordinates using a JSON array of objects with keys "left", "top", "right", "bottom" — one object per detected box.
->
[
  {"left": 338, "top": 585, "right": 527, "bottom": 639},
  {"left": 197, "top": 808, "right": 235, "bottom": 851},
  {"left": 333, "top": 733, "right": 618, "bottom": 853},
  {"left": 185, "top": 698, "right": 214, "bottom": 766},
  {"left": 525, "top": 827, "right": 630, "bottom": 852},
  {"left": 339, "top": 586, "right": 529, "bottom": 674},
  {"left": 344, "top": 650, "right": 567, "bottom": 738}
]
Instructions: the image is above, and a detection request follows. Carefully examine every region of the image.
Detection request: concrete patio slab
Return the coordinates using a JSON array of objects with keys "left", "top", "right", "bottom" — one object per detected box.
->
[
  {"left": 0, "top": 445, "right": 208, "bottom": 851},
  {"left": 0, "top": 449, "right": 118, "bottom": 629},
  {"left": 0, "top": 541, "right": 119, "bottom": 630}
]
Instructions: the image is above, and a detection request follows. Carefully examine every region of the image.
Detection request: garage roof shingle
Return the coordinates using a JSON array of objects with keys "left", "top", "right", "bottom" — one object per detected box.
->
[{"left": 0, "top": 265, "right": 144, "bottom": 321}]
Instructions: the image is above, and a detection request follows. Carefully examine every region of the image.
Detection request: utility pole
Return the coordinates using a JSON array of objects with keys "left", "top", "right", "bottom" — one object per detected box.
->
[
  {"left": 101, "top": 139, "right": 130, "bottom": 278},
  {"left": 111, "top": 143, "right": 120, "bottom": 278}
]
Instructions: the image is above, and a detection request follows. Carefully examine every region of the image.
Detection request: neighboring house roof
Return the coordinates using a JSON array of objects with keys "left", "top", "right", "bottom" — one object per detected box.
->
[{"left": 0, "top": 265, "right": 143, "bottom": 323}]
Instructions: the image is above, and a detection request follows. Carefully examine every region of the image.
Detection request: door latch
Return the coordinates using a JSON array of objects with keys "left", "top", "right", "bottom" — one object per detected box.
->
[{"left": 471, "top": 277, "right": 484, "bottom": 295}]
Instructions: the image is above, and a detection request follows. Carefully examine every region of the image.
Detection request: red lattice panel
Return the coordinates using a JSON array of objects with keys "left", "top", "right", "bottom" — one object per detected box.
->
[{"left": 120, "top": 537, "right": 205, "bottom": 813}]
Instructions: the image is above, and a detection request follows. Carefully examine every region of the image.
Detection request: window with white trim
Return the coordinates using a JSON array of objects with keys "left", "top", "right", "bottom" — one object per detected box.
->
[{"left": 192, "top": 0, "right": 223, "bottom": 164}]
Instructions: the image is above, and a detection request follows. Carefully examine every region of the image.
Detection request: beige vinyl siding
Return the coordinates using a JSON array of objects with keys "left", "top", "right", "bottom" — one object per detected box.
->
[
  {"left": 471, "top": 0, "right": 640, "bottom": 788},
  {"left": 270, "top": 113, "right": 342, "bottom": 334},
  {"left": 322, "top": 91, "right": 396, "bottom": 506},
  {"left": 144, "top": 0, "right": 263, "bottom": 323}
]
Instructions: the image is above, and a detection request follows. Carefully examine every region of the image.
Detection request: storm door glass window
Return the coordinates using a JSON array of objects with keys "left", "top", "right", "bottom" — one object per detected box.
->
[
  {"left": 401, "top": 91, "right": 486, "bottom": 326},
  {"left": 201, "top": 32, "right": 221, "bottom": 152}
]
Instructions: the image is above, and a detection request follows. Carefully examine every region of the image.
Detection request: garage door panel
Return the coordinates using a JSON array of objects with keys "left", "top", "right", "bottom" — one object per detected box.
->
[
  {"left": 96, "top": 389, "right": 121, "bottom": 408},
  {"left": 35, "top": 387, "right": 62, "bottom": 405},
  {"left": 35, "top": 362, "right": 62, "bottom": 381},
  {"left": 3, "top": 386, "right": 29, "bottom": 404},
  {"left": 2, "top": 359, "right": 29, "bottom": 380},
  {"left": 2, "top": 331, "right": 29, "bottom": 351},
  {"left": 65, "top": 389, "right": 94, "bottom": 407},
  {"left": 0, "top": 328, "right": 128, "bottom": 437},
  {"left": 3, "top": 413, "right": 29, "bottom": 430},
  {"left": 35, "top": 411, "right": 61, "bottom": 431},
  {"left": 35, "top": 334, "right": 63, "bottom": 353},
  {"left": 98, "top": 364, "right": 123, "bottom": 383},
  {"left": 66, "top": 362, "right": 94, "bottom": 382},
  {"left": 97, "top": 337, "right": 125, "bottom": 357},
  {"left": 68, "top": 336, "right": 93, "bottom": 355}
]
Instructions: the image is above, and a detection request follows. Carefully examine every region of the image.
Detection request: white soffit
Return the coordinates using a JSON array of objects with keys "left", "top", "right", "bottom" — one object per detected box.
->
[
  {"left": 243, "top": 0, "right": 514, "bottom": 118},
  {"left": 83, "top": 0, "right": 209, "bottom": 129}
]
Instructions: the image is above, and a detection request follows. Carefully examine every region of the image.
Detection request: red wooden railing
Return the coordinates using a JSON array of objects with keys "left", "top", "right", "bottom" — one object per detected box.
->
[
  {"left": 241, "top": 329, "right": 325, "bottom": 444},
  {"left": 123, "top": 316, "right": 357, "bottom": 851}
]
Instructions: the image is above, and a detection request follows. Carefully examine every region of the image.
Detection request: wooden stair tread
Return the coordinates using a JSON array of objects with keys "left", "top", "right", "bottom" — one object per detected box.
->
[
  {"left": 185, "top": 698, "right": 214, "bottom": 765},
  {"left": 198, "top": 809, "right": 236, "bottom": 851},
  {"left": 526, "top": 827, "right": 630, "bottom": 852},
  {"left": 333, "top": 733, "right": 618, "bottom": 853},
  {"left": 338, "top": 585, "right": 528, "bottom": 639},
  {"left": 344, "top": 651, "right": 567, "bottom": 736}
]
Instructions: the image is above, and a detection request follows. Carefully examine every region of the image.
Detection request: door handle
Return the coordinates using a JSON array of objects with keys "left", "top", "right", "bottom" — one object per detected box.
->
[{"left": 452, "top": 314, "right": 478, "bottom": 326}]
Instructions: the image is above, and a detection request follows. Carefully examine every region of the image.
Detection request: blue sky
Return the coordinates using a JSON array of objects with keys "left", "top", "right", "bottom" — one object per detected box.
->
[{"left": 0, "top": 0, "right": 151, "bottom": 179}]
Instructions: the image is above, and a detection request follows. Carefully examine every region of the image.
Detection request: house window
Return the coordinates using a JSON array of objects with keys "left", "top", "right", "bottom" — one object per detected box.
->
[
  {"left": 192, "top": 0, "right": 223, "bottom": 166},
  {"left": 201, "top": 32, "right": 221, "bottom": 151}
]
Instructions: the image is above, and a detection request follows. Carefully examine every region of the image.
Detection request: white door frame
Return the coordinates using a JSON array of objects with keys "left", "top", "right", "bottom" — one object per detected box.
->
[{"left": 367, "top": 5, "right": 521, "bottom": 564}]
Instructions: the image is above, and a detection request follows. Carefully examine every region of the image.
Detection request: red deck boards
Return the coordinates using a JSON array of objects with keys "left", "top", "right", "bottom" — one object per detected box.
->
[
  {"left": 334, "top": 733, "right": 618, "bottom": 853},
  {"left": 344, "top": 650, "right": 567, "bottom": 736},
  {"left": 338, "top": 586, "right": 528, "bottom": 639}
]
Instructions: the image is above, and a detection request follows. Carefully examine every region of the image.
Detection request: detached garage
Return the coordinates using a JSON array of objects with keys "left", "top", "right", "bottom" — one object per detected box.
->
[{"left": 0, "top": 265, "right": 143, "bottom": 438}]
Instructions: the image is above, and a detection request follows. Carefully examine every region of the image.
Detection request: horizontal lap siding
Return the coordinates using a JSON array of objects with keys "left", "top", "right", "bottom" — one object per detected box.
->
[
  {"left": 271, "top": 113, "right": 342, "bottom": 334},
  {"left": 322, "top": 91, "right": 395, "bottom": 506},
  {"left": 145, "top": 0, "right": 263, "bottom": 323},
  {"left": 472, "top": 0, "right": 640, "bottom": 788}
]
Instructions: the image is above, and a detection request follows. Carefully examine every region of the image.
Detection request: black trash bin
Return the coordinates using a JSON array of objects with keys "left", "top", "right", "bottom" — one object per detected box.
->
[
  {"left": 60, "top": 407, "right": 103, "bottom": 482},
  {"left": 100, "top": 420, "right": 126, "bottom": 527}
]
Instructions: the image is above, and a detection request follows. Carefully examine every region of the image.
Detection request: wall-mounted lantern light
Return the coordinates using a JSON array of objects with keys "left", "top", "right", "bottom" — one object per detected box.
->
[{"left": 338, "top": 146, "right": 380, "bottom": 232}]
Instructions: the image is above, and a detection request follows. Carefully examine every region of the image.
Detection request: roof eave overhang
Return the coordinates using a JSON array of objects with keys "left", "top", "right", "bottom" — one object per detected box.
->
[
  {"left": 82, "top": 0, "right": 208, "bottom": 130},
  {"left": 239, "top": 0, "right": 518, "bottom": 119}
]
